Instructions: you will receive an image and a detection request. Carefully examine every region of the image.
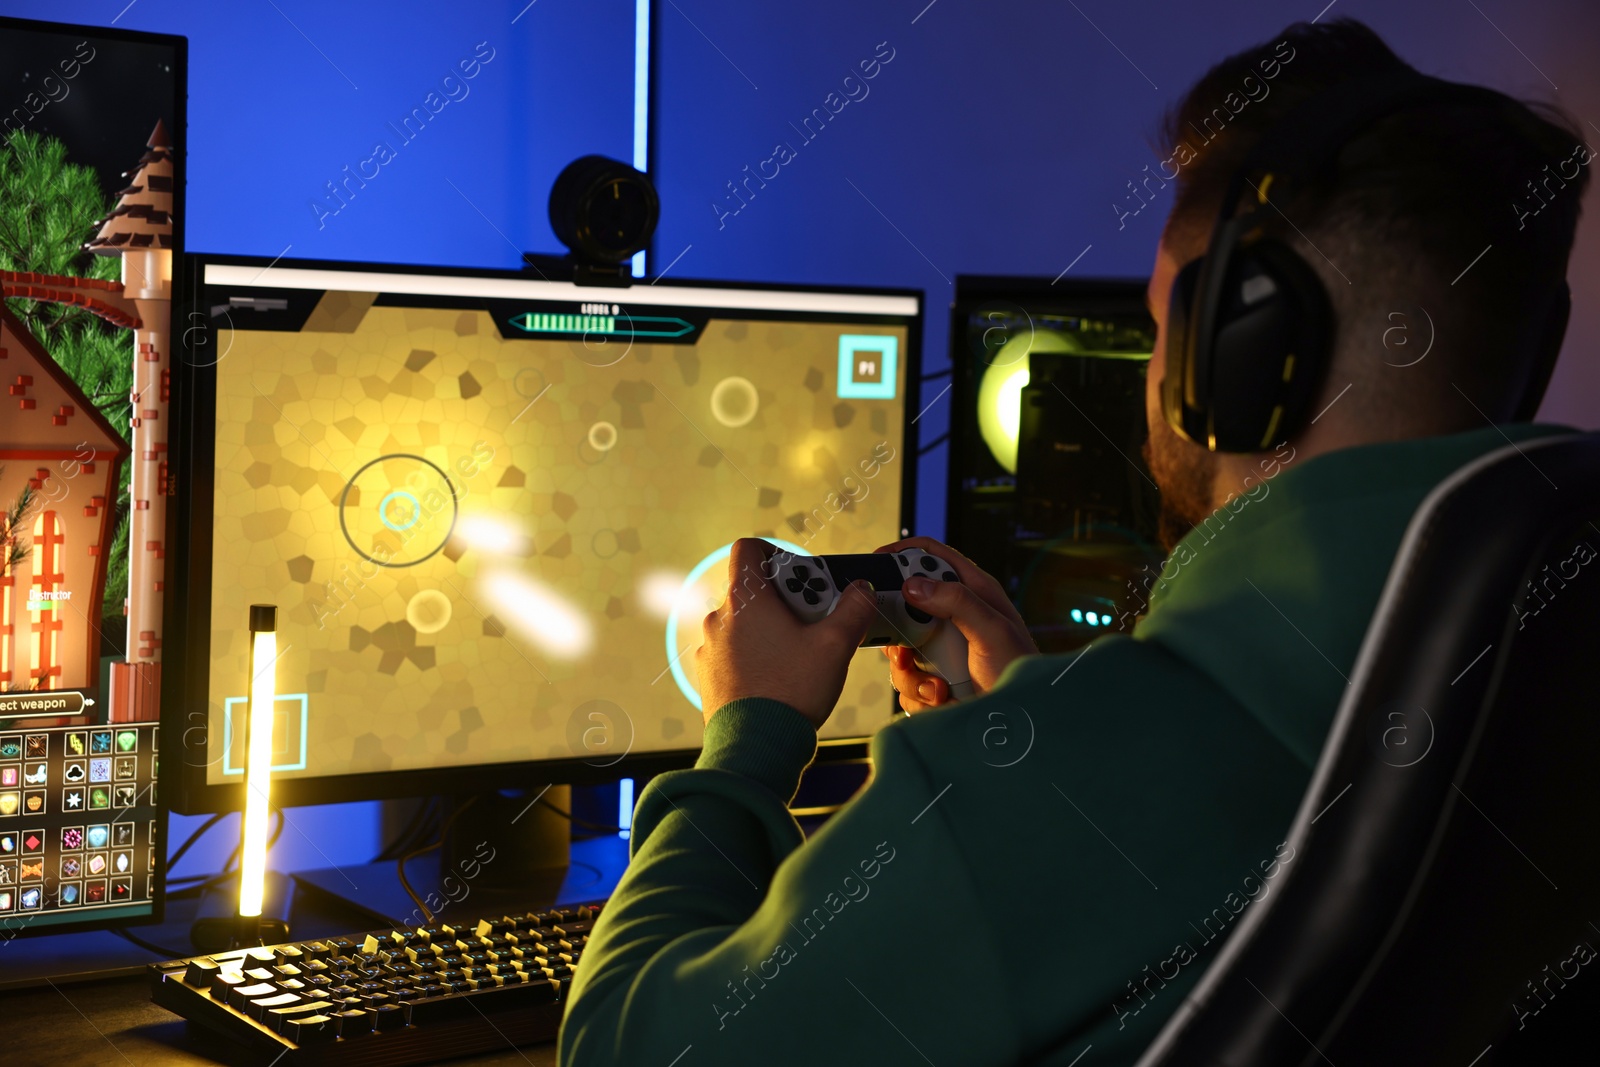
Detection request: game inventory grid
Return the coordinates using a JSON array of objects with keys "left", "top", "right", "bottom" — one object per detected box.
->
[{"left": 0, "top": 722, "right": 160, "bottom": 928}]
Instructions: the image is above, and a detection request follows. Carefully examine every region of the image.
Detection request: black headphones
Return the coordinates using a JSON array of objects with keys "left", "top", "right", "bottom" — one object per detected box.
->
[{"left": 1162, "top": 70, "right": 1574, "bottom": 452}]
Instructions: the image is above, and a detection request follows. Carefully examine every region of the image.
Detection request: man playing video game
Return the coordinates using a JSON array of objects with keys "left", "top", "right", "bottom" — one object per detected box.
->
[{"left": 561, "top": 18, "right": 1589, "bottom": 1065}]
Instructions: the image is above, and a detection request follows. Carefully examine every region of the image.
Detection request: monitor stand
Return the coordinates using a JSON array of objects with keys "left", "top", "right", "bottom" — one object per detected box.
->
[{"left": 293, "top": 786, "right": 623, "bottom": 930}]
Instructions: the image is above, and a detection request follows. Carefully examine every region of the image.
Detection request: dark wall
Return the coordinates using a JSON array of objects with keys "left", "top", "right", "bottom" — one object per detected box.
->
[{"left": 650, "top": 0, "right": 1600, "bottom": 535}]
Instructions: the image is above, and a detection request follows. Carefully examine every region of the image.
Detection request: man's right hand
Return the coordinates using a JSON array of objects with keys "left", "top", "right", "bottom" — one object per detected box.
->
[{"left": 875, "top": 537, "right": 1038, "bottom": 713}]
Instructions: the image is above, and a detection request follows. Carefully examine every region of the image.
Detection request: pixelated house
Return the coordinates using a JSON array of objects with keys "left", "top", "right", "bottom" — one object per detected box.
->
[{"left": 0, "top": 301, "right": 129, "bottom": 690}]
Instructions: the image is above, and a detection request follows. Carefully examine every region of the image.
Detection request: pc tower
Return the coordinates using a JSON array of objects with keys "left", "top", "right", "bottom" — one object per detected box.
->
[{"left": 946, "top": 275, "right": 1163, "bottom": 651}]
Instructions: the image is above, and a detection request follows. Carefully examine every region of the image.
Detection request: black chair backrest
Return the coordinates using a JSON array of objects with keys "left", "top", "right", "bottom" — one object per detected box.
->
[{"left": 1135, "top": 431, "right": 1600, "bottom": 1067}]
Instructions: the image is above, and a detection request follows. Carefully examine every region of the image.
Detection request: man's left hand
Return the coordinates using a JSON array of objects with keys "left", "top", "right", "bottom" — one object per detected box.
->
[{"left": 695, "top": 538, "right": 878, "bottom": 729}]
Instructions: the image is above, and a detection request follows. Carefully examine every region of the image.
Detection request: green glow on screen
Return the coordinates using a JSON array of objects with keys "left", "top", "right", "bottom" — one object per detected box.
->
[
  {"left": 977, "top": 329, "right": 1079, "bottom": 474},
  {"left": 975, "top": 329, "right": 1152, "bottom": 474}
]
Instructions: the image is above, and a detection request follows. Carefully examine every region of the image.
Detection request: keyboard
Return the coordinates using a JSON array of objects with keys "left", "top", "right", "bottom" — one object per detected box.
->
[{"left": 147, "top": 901, "right": 601, "bottom": 1064}]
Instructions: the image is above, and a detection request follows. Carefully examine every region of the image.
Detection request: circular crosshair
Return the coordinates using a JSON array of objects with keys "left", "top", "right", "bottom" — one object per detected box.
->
[
  {"left": 339, "top": 454, "right": 459, "bottom": 567},
  {"left": 664, "top": 538, "right": 808, "bottom": 710},
  {"left": 406, "top": 589, "right": 453, "bottom": 634},
  {"left": 379, "top": 490, "right": 422, "bottom": 531},
  {"left": 709, "top": 376, "right": 759, "bottom": 428},
  {"left": 588, "top": 421, "right": 618, "bottom": 451}
]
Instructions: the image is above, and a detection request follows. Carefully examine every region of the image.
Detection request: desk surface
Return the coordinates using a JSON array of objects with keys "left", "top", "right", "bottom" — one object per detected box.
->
[
  {"left": 3, "top": 973, "right": 561, "bottom": 1067},
  {"left": 0, "top": 837, "right": 630, "bottom": 1066}
]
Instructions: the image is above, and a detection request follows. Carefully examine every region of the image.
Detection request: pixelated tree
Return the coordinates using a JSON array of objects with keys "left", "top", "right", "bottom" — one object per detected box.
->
[
  {"left": 0, "top": 129, "right": 133, "bottom": 613},
  {"left": 0, "top": 467, "right": 38, "bottom": 576}
]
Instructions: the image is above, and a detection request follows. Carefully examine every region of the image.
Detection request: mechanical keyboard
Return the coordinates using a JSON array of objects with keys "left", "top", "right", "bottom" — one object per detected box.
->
[{"left": 147, "top": 901, "right": 601, "bottom": 1064}]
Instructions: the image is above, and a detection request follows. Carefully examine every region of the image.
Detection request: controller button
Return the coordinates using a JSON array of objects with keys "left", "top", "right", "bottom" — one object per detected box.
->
[
  {"left": 794, "top": 565, "right": 811, "bottom": 580},
  {"left": 802, "top": 590, "right": 821, "bottom": 606},
  {"left": 941, "top": 571, "right": 957, "bottom": 582},
  {"left": 906, "top": 606, "right": 933, "bottom": 624},
  {"left": 895, "top": 553, "right": 908, "bottom": 568},
  {"left": 920, "top": 556, "right": 938, "bottom": 572},
  {"left": 785, "top": 579, "right": 803, "bottom": 593},
  {"left": 806, "top": 578, "right": 827, "bottom": 592}
]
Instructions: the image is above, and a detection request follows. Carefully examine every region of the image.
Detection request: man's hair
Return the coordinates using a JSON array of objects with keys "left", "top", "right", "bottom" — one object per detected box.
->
[{"left": 1157, "top": 19, "right": 1590, "bottom": 428}]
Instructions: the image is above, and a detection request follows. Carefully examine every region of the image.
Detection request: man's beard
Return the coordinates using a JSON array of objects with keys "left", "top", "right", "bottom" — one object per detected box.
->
[{"left": 1142, "top": 412, "right": 1218, "bottom": 554}]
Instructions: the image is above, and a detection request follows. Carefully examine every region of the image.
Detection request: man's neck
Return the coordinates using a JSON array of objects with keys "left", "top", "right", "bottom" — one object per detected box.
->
[{"left": 1206, "top": 419, "right": 1378, "bottom": 512}]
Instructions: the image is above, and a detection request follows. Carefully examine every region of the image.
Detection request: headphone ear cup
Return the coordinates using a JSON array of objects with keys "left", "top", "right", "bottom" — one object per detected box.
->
[
  {"left": 1162, "top": 256, "right": 1207, "bottom": 443},
  {"left": 1206, "top": 239, "right": 1333, "bottom": 451}
]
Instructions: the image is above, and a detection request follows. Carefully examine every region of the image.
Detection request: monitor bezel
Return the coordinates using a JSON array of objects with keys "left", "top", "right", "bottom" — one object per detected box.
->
[
  {"left": 164, "top": 252, "right": 923, "bottom": 813},
  {"left": 0, "top": 12, "right": 187, "bottom": 938}
]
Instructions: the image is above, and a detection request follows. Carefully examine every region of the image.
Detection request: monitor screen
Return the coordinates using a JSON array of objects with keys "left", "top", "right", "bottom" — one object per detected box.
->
[
  {"left": 0, "top": 14, "right": 183, "bottom": 933},
  {"left": 169, "top": 256, "right": 920, "bottom": 809}
]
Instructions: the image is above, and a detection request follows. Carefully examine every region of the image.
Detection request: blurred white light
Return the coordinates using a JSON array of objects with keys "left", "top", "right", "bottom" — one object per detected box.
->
[
  {"left": 640, "top": 570, "right": 691, "bottom": 620},
  {"left": 456, "top": 514, "right": 532, "bottom": 555},
  {"left": 480, "top": 570, "right": 593, "bottom": 658}
]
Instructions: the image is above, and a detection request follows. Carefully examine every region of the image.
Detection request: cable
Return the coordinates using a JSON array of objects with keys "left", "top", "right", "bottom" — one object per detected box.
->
[
  {"left": 374, "top": 797, "right": 444, "bottom": 862},
  {"left": 396, "top": 796, "right": 479, "bottom": 925},
  {"left": 112, "top": 927, "right": 191, "bottom": 960},
  {"left": 163, "top": 808, "right": 285, "bottom": 899},
  {"left": 164, "top": 811, "right": 229, "bottom": 877},
  {"left": 921, "top": 368, "right": 952, "bottom": 380},
  {"left": 917, "top": 431, "right": 950, "bottom": 455},
  {"left": 537, "top": 797, "right": 623, "bottom": 836},
  {"left": 375, "top": 799, "right": 435, "bottom": 861}
]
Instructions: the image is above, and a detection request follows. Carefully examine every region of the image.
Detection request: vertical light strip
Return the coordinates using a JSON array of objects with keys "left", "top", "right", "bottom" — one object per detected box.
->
[
  {"left": 631, "top": 0, "right": 650, "bottom": 278},
  {"left": 239, "top": 608, "right": 277, "bottom": 919},
  {"left": 618, "top": 777, "right": 635, "bottom": 838}
]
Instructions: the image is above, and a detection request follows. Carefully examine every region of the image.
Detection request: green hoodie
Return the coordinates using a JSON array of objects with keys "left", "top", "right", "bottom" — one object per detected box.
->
[{"left": 560, "top": 424, "right": 1571, "bottom": 1067}]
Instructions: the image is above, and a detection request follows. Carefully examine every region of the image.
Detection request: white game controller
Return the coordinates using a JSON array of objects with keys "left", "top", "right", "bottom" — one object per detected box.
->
[{"left": 768, "top": 545, "right": 975, "bottom": 701}]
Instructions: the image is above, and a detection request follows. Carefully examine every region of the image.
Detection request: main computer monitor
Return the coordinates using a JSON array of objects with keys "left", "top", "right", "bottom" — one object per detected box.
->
[
  {"left": 0, "top": 14, "right": 184, "bottom": 933},
  {"left": 945, "top": 275, "right": 1160, "bottom": 653},
  {"left": 166, "top": 254, "right": 921, "bottom": 811}
]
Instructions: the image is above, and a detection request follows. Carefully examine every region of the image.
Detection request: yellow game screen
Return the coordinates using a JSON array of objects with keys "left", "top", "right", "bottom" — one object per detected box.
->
[{"left": 198, "top": 264, "right": 915, "bottom": 785}]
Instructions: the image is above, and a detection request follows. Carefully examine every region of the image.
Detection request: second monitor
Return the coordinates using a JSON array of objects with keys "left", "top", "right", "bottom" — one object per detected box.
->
[{"left": 167, "top": 256, "right": 921, "bottom": 811}]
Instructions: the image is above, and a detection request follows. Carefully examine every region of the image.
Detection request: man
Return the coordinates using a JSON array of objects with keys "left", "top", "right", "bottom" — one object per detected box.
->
[{"left": 561, "top": 19, "right": 1589, "bottom": 1066}]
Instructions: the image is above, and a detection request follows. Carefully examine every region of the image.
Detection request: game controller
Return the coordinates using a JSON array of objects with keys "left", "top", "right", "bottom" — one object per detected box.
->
[{"left": 769, "top": 546, "right": 976, "bottom": 700}]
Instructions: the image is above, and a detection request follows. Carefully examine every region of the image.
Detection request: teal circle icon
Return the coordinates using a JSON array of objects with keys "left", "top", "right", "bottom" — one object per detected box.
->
[
  {"left": 665, "top": 539, "right": 807, "bottom": 711},
  {"left": 379, "top": 490, "right": 422, "bottom": 532}
]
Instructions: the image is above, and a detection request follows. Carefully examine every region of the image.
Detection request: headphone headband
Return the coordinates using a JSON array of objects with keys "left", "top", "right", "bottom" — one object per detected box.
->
[{"left": 1168, "top": 69, "right": 1561, "bottom": 452}]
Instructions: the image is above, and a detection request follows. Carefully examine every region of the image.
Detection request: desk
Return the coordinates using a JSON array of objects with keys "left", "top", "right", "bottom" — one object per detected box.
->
[
  {"left": 0, "top": 974, "right": 561, "bottom": 1066},
  {"left": 0, "top": 837, "right": 630, "bottom": 1066}
]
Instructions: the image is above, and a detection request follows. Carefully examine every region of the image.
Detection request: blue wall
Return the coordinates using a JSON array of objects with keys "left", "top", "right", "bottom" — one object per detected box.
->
[
  {"left": 4, "top": 0, "right": 1597, "bottom": 879},
  {"left": 3, "top": 0, "right": 635, "bottom": 266},
  {"left": 649, "top": 0, "right": 1600, "bottom": 539}
]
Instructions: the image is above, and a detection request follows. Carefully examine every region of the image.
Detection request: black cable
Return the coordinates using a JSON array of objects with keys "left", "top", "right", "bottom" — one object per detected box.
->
[
  {"left": 112, "top": 927, "right": 191, "bottom": 960},
  {"left": 164, "top": 811, "right": 229, "bottom": 877},
  {"left": 162, "top": 808, "right": 285, "bottom": 898},
  {"left": 918, "top": 432, "right": 950, "bottom": 455},
  {"left": 375, "top": 797, "right": 443, "bottom": 862},
  {"left": 921, "top": 368, "right": 952, "bottom": 380},
  {"left": 537, "top": 797, "right": 623, "bottom": 836},
  {"left": 382, "top": 799, "right": 440, "bottom": 860},
  {"left": 397, "top": 796, "right": 479, "bottom": 924}
]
